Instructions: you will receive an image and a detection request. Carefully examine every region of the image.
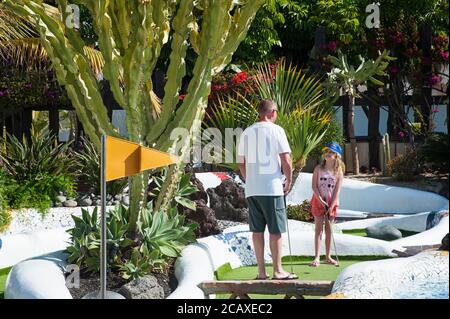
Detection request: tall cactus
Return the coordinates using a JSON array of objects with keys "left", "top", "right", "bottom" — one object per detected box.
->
[{"left": 2, "top": 0, "right": 264, "bottom": 235}]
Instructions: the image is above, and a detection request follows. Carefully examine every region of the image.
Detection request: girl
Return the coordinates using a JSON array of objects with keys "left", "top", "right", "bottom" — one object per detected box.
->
[{"left": 309, "top": 142, "right": 345, "bottom": 267}]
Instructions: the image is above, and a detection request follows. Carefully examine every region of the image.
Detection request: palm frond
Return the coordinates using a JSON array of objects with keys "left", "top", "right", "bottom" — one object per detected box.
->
[{"left": 253, "top": 58, "right": 325, "bottom": 114}]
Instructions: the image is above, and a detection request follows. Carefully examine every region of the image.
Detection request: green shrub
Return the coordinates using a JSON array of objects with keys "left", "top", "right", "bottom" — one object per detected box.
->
[
  {"left": 310, "top": 117, "right": 345, "bottom": 161},
  {"left": 387, "top": 149, "right": 420, "bottom": 181},
  {"left": 0, "top": 131, "right": 76, "bottom": 214},
  {"left": 75, "top": 136, "right": 127, "bottom": 196},
  {"left": 150, "top": 172, "right": 198, "bottom": 211},
  {"left": 66, "top": 204, "right": 197, "bottom": 280},
  {"left": 420, "top": 133, "right": 449, "bottom": 172},
  {"left": 0, "top": 170, "right": 13, "bottom": 232},
  {"left": 0, "top": 130, "right": 75, "bottom": 183},
  {"left": 287, "top": 200, "right": 313, "bottom": 222}
]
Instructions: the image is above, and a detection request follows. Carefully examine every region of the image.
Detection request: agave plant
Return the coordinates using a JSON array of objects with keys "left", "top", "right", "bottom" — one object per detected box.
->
[{"left": 0, "top": 128, "right": 75, "bottom": 182}]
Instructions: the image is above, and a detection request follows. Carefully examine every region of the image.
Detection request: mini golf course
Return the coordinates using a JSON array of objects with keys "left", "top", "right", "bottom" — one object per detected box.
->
[{"left": 214, "top": 256, "right": 389, "bottom": 299}]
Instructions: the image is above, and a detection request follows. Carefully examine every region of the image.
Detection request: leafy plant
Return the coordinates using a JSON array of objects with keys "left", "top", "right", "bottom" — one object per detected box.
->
[
  {"left": 74, "top": 136, "right": 127, "bottom": 197},
  {"left": 287, "top": 200, "right": 313, "bottom": 222},
  {"left": 118, "top": 247, "right": 164, "bottom": 281},
  {"left": 0, "top": 129, "right": 75, "bottom": 182},
  {"left": 66, "top": 204, "right": 197, "bottom": 280},
  {"left": 138, "top": 204, "right": 197, "bottom": 259},
  {"left": 420, "top": 133, "right": 449, "bottom": 172},
  {"left": 387, "top": 149, "right": 420, "bottom": 181},
  {"left": 150, "top": 172, "right": 198, "bottom": 211},
  {"left": 0, "top": 170, "right": 13, "bottom": 232}
]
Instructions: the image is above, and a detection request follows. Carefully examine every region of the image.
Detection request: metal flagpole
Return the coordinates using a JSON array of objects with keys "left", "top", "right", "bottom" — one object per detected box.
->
[
  {"left": 82, "top": 135, "right": 124, "bottom": 299},
  {"left": 100, "top": 134, "right": 107, "bottom": 298}
]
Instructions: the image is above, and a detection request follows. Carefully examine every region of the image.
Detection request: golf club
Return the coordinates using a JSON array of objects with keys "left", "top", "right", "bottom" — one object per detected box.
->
[
  {"left": 324, "top": 204, "right": 340, "bottom": 267},
  {"left": 283, "top": 195, "right": 295, "bottom": 274}
]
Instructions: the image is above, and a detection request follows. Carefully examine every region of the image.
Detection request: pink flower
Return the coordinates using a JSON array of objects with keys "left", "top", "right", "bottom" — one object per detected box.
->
[
  {"left": 399, "top": 131, "right": 406, "bottom": 138},
  {"left": 440, "top": 51, "right": 449, "bottom": 61},
  {"left": 389, "top": 66, "right": 400, "bottom": 74},
  {"left": 211, "top": 84, "right": 222, "bottom": 91},
  {"left": 427, "top": 74, "right": 441, "bottom": 86},
  {"left": 432, "top": 107, "right": 440, "bottom": 113},
  {"left": 179, "top": 94, "right": 186, "bottom": 101},
  {"left": 327, "top": 41, "right": 337, "bottom": 52}
]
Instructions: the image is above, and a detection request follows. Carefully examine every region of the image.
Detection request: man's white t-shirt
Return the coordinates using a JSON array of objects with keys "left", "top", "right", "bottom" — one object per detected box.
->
[{"left": 237, "top": 121, "right": 291, "bottom": 198}]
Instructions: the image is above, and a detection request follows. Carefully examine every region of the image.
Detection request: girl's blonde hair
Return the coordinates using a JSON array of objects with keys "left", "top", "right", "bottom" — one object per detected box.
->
[{"left": 321, "top": 152, "right": 345, "bottom": 175}]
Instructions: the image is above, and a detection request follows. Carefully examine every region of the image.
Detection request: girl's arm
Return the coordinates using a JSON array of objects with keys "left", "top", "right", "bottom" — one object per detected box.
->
[
  {"left": 328, "top": 172, "right": 343, "bottom": 212},
  {"left": 312, "top": 166, "right": 328, "bottom": 208}
]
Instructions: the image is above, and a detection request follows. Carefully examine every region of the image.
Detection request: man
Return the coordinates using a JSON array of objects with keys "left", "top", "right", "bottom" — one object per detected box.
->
[{"left": 237, "top": 99, "right": 297, "bottom": 280}]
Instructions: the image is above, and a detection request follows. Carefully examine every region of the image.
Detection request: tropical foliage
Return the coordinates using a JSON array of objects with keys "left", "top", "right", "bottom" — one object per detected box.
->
[
  {"left": 66, "top": 204, "right": 196, "bottom": 279},
  {"left": 0, "top": 129, "right": 76, "bottom": 213},
  {"left": 1, "top": 0, "right": 265, "bottom": 237}
]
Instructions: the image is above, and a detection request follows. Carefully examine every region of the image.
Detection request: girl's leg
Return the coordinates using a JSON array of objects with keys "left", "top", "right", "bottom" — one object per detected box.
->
[
  {"left": 325, "top": 216, "right": 337, "bottom": 264},
  {"left": 310, "top": 216, "right": 324, "bottom": 266}
]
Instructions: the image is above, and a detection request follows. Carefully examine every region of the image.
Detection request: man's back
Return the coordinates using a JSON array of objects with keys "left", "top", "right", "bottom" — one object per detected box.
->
[{"left": 238, "top": 121, "right": 291, "bottom": 198}]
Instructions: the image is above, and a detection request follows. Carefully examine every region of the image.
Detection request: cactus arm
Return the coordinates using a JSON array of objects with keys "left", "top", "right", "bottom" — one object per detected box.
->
[
  {"left": 212, "top": 0, "right": 264, "bottom": 74},
  {"left": 146, "top": 0, "right": 195, "bottom": 145}
]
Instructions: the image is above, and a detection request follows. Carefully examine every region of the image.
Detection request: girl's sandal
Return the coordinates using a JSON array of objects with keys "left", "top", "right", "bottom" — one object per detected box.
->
[
  {"left": 309, "top": 260, "right": 320, "bottom": 267},
  {"left": 326, "top": 259, "right": 338, "bottom": 266}
]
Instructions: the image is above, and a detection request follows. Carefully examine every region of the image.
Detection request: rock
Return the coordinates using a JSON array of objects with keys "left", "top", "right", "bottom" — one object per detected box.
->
[
  {"left": 54, "top": 201, "right": 63, "bottom": 208},
  {"left": 206, "top": 179, "right": 248, "bottom": 222},
  {"left": 366, "top": 225, "right": 402, "bottom": 240},
  {"left": 114, "top": 194, "right": 122, "bottom": 201},
  {"left": 440, "top": 233, "right": 449, "bottom": 251},
  {"left": 113, "top": 200, "right": 121, "bottom": 206},
  {"left": 107, "top": 194, "right": 113, "bottom": 201},
  {"left": 94, "top": 199, "right": 102, "bottom": 206},
  {"left": 181, "top": 199, "right": 221, "bottom": 237},
  {"left": 55, "top": 195, "right": 66, "bottom": 203},
  {"left": 189, "top": 176, "right": 208, "bottom": 203},
  {"left": 77, "top": 197, "right": 92, "bottom": 207},
  {"left": 63, "top": 200, "right": 78, "bottom": 208},
  {"left": 122, "top": 196, "right": 130, "bottom": 206},
  {"left": 118, "top": 275, "right": 164, "bottom": 299},
  {"left": 107, "top": 201, "right": 113, "bottom": 206}
]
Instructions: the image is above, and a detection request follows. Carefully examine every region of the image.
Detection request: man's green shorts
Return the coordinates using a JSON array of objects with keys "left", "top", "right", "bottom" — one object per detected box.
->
[{"left": 246, "top": 196, "right": 287, "bottom": 234}]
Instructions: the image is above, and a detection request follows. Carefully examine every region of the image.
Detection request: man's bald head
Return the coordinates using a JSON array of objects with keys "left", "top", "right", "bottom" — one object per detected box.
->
[{"left": 258, "top": 99, "right": 277, "bottom": 117}]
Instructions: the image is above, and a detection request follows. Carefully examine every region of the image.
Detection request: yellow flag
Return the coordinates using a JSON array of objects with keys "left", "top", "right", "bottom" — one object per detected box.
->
[{"left": 105, "top": 136, "right": 179, "bottom": 181}]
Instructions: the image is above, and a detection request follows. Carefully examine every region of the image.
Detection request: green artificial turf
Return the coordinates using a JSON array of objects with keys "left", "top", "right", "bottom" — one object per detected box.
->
[
  {"left": 0, "top": 267, "right": 12, "bottom": 299},
  {"left": 215, "top": 256, "right": 389, "bottom": 299},
  {"left": 342, "top": 228, "right": 419, "bottom": 240}
]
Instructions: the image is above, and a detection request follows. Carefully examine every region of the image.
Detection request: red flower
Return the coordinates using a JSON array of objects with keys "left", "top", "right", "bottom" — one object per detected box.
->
[
  {"left": 440, "top": 51, "right": 449, "bottom": 61},
  {"left": 327, "top": 41, "right": 337, "bottom": 52},
  {"left": 399, "top": 131, "right": 406, "bottom": 138},
  {"left": 179, "top": 94, "right": 186, "bottom": 101},
  {"left": 433, "top": 107, "right": 440, "bottom": 113},
  {"left": 232, "top": 71, "right": 247, "bottom": 85},
  {"left": 212, "top": 84, "right": 222, "bottom": 91}
]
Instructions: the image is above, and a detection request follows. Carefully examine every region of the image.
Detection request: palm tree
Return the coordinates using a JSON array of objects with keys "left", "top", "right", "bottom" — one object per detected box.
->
[{"left": 325, "top": 50, "right": 394, "bottom": 175}]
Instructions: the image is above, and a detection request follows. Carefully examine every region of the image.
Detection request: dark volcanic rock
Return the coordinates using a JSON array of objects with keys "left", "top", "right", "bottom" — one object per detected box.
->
[
  {"left": 207, "top": 179, "right": 248, "bottom": 222},
  {"left": 182, "top": 199, "right": 220, "bottom": 238},
  {"left": 440, "top": 233, "right": 449, "bottom": 251}
]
